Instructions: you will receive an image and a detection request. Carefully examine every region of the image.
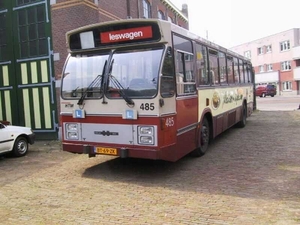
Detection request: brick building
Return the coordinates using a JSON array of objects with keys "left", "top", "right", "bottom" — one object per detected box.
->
[
  {"left": 50, "top": 0, "right": 189, "bottom": 82},
  {"left": 230, "top": 29, "right": 300, "bottom": 96}
]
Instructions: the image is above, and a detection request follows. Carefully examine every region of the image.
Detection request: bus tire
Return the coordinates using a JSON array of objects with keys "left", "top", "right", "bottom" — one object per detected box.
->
[
  {"left": 236, "top": 103, "right": 247, "bottom": 128},
  {"left": 191, "top": 117, "right": 210, "bottom": 157}
]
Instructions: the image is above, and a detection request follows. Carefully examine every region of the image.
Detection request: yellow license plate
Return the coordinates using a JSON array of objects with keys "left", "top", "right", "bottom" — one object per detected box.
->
[{"left": 95, "top": 147, "right": 117, "bottom": 155}]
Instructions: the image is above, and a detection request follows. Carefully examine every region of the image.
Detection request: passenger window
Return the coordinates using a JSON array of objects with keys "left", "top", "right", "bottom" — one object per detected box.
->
[
  {"left": 239, "top": 59, "right": 245, "bottom": 83},
  {"left": 233, "top": 57, "right": 239, "bottom": 83},
  {"left": 196, "top": 43, "right": 209, "bottom": 86},
  {"left": 160, "top": 47, "right": 175, "bottom": 97},
  {"left": 248, "top": 65, "right": 253, "bottom": 83},
  {"left": 209, "top": 49, "right": 219, "bottom": 85},
  {"left": 227, "top": 56, "right": 234, "bottom": 84},
  {"left": 219, "top": 52, "right": 227, "bottom": 85}
]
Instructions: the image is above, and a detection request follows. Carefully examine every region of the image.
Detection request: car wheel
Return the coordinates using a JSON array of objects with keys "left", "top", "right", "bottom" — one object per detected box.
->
[
  {"left": 271, "top": 95, "right": 274, "bottom": 97},
  {"left": 191, "top": 117, "right": 210, "bottom": 157},
  {"left": 12, "top": 136, "right": 28, "bottom": 157},
  {"left": 262, "top": 93, "right": 266, "bottom": 97}
]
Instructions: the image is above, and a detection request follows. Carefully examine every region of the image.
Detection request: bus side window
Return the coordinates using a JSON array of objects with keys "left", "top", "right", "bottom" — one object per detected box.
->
[
  {"left": 246, "top": 64, "right": 253, "bottom": 83},
  {"left": 161, "top": 47, "right": 175, "bottom": 97},
  {"left": 227, "top": 56, "right": 234, "bottom": 84},
  {"left": 196, "top": 43, "right": 209, "bottom": 86},
  {"left": 239, "top": 59, "right": 245, "bottom": 83},
  {"left": 209, "top": 49, "right": 219, "bottom": 85},
  {"left": 219, "top": 52, "right": 227, "bottom": 85},
  {"left": 233, "top": 57, "right": 240, "bottom": 83}
]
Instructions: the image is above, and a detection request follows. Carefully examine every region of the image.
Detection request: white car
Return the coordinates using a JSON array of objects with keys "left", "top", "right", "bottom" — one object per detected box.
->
[{"left": 0, "top": 122, "right": 35, "bottom": 157}]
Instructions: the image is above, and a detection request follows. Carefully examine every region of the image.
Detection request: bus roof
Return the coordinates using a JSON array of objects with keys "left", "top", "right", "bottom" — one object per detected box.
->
[{"left": 66, "top": 19, "right": 251, "bottom": 63}]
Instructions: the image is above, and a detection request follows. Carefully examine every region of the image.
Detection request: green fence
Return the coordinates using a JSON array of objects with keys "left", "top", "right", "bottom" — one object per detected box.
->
[{"left": 0, "top": 0, "right": 57, "bottom": 139}]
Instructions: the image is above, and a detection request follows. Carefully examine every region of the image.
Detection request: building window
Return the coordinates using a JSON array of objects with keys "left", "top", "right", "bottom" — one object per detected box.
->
[
  {"left": 282, "top": 81, "right": 292, "bottom": 91},
  {"left": 244, "top": 50, "right": 251, "bottom": 59},
  {"left": 50, "top": 0, "right": 56, "bottom": 4},
  {"left": 259, "top": 65, "right": 264, "bottom": 73},
  {"left": 280, "top": 40, "right": 290, "bottom": 52},
  {"left": 266, "top": 45, "right": 272, "bottom": 53},
  {"left": 258, "top": 47, "right": 264, "bottom": 55},
  {"left": 267, "top": 64, "right": 273, "bottom": 71},
  {"left": 168, "top": 16, "right": 173, "bottom": 23},
  {"left": 281, "top": 61, "right": 291, "bottom": 71},
  {"left": 158, "top": 10, "right": 165, "bottom": 20},
  {"left": 143, "top": 0, "right": 151, "bottom": 18}
]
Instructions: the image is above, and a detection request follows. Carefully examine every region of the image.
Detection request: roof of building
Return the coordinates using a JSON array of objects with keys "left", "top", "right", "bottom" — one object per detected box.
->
[
  {"left": 162, "top": 0, "right": 188, "bottom": 22},
  {"left": 230, "top": 28, "right": 299, "bottom": 49}
]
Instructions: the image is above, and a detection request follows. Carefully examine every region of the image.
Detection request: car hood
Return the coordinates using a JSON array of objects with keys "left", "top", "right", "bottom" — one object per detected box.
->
[{"left": 5, "top": 125, "right": 32, "bottom": 132}]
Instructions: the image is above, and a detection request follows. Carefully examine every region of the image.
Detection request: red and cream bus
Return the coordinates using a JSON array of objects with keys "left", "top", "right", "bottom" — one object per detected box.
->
[{"left": 60, "top": 19, "right": 254, "bottom": 162}]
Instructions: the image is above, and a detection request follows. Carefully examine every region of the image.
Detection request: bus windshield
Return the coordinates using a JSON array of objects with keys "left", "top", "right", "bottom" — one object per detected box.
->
[
  {"left": 61, "top": 46, "right": 164, "bottom": 100},
  {"left": 61, "top": 53, "right": 109, "bottom": 99}
]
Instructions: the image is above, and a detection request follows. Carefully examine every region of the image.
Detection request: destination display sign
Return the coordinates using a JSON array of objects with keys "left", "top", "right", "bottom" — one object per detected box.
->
[
  {"left": 68, "top": 22, "right": 161, "bottom": 51},
  {"left": 100, "top": 26, "right": 153, "bottom": 44}
]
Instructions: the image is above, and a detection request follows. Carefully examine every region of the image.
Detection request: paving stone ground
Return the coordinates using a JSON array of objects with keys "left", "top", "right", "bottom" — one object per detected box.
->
[{"left": 0, "top": 111, "right": 300, "bottom": 225}]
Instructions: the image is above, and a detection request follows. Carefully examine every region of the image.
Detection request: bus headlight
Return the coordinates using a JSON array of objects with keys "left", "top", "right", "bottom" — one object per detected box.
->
[
  {"left": 138, "top": 126, "right": 154, "bottom": 145},
  {"left": 67, "top": 132, "right": 78, "bottom": 140},
  {"left": 66, "top": 123, "right": 78, "bottom": 131},
  {"left": 65, "top": 123, "right": 79, "bottom": 140},
  {"left": 139, "top": 136, "right": 154, "bottom": 145},
  {"left": 139, "top": 126, "right": 154, "bottom": 135}
]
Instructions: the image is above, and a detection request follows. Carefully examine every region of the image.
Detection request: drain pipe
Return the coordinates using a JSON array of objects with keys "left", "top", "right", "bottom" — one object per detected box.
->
[
  {"left": 137, "top": 0, "right": 140, "bottom": 18},
  {"left": 126, "top": 0, "right": 131, "bottom": 18}
]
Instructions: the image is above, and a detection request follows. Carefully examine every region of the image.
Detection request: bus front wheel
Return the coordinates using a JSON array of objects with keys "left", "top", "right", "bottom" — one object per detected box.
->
[{"left": 191, "top": 117, "right": 210, "bottom": 157}]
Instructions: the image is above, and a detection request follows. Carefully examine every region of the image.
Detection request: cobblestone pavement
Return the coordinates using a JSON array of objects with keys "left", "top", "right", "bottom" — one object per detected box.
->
[{"left": 1, "top": 111, "right": 300, "bottom": 225}]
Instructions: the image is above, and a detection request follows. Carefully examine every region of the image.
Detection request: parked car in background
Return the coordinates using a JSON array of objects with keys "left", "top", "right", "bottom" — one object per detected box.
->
[
  {"left": 255, "top": 84, "right": 277, "bottom": 97},
  {"left": 0, "top": 122, "right": 35, "bottom": 157}
]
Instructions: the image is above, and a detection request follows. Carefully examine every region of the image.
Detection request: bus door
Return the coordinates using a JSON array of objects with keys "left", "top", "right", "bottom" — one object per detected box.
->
[{"left": 174, "top": 49, "right": 198, "bottom": 158}]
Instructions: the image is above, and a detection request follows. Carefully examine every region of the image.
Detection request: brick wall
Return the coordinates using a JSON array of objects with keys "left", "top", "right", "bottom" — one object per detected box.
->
[{"left": 51, "top": 3, "right": 99, "bottom": 79}]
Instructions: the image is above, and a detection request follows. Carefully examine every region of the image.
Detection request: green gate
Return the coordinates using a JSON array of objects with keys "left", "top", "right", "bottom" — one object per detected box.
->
[{"left": 0, "top": 0, "right": 57, "bottom": 140}]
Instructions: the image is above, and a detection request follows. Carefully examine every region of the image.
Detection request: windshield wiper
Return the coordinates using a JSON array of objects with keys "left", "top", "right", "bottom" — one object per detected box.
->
[
  {"left": 77, "top": 60, "right": 107, "bottom": 106},
  {"left": 109, "top": 74, "right": 135, "bottom": 106},
  {"left": 107, "top": 59, "right": 134, "bottom": 106}
]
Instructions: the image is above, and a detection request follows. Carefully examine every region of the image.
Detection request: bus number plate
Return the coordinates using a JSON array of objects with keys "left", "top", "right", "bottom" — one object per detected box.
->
[{"left": 94, "top": 147, "right": 117, "bottom": 155}]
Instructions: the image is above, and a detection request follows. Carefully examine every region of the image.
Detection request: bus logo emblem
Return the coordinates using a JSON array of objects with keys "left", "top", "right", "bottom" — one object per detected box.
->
[
  {"left": 94, "top": 131, "right": 119, "bottom": 136},
  {"left": 212, "top": 91, "right": 221, "bottom": 109}
]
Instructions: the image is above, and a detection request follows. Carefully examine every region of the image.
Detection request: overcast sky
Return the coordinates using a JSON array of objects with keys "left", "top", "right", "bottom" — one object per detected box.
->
[{"left": 171, "top": 0, "right": 300, "bottom": 48}]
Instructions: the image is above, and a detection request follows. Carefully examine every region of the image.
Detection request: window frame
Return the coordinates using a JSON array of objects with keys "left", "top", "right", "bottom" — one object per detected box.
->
[
  {"left": 142, "top": 0, "right": 151, "bottom": 19},
  {"left": 158, "top": 10, "right": 165, "bottom": 20},
  {"left": 281, "top": 61, "right": 291, "bottom": 71},
  {"left": 259, "top": 65, "right": 264, "bottom": 73},
  {"left": 266, "top": 45, "right": 272, "bottom": 53},
  {"left": 244, "top": 50, "right": 251, "bottom": 59},
  {"left": 267, "top": 64, "right": 273, "bottom": 71},
  {"left": 282, "top": 81, "right": 292, "bottom": 91},
  {"left": 280, "top": 40, "right": 290, "bottom": 52}
]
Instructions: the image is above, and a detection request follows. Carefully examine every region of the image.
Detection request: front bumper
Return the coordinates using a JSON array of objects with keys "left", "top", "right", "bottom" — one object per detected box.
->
[
  {"left": 63, "top": 143, "right": 161, "bottom": 160},
  {"left": 28, "top": 133, "right": 36, "bottom": 145}
]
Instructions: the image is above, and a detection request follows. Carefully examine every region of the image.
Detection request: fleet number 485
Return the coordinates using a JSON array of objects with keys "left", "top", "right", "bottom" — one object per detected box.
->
[
  {"left": 165, "top": 117, "right": 174, "bottom": 127},
  {"left": 140, "top": 103, "right": 155, "bottom": 111}
]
